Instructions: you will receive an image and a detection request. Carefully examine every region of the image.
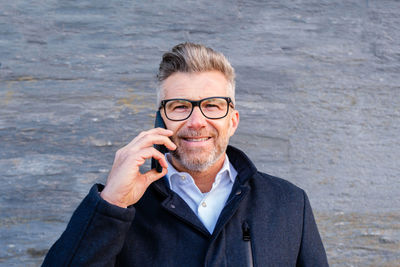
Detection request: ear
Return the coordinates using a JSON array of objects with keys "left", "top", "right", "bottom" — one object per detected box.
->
[{"left": 228, "top": 109, "right": 239, "bottom": 137}]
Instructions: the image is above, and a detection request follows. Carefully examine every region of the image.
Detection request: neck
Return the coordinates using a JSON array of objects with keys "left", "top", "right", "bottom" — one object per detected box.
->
[{"left": 169, "top": 154, "right": 226, "bottom": 193}]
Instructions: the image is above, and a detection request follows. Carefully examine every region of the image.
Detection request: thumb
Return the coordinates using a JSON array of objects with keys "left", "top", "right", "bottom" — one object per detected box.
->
[{"left": 144, "top": 167, "right": 168, "bottom": 184}]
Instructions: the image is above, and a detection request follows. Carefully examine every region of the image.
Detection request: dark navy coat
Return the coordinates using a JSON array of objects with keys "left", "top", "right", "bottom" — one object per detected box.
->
[{"left": 43, "top": 146, "right": 329, "bottom": 266}]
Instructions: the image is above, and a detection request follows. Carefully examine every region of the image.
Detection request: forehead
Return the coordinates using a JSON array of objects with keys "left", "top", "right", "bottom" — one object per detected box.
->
[{"left": 161, "top": 71, "right": 229, "bottom": 100}]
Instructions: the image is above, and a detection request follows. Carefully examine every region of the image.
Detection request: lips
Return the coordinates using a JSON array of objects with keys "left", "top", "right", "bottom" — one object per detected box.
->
[{"left": 175, "top": 130, "right": 216, "bottom": 148}]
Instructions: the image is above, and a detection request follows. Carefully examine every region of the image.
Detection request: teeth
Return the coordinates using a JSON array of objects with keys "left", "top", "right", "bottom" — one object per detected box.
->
[{"left": 185, "top": 138, "right": 209, "bottom": 142}]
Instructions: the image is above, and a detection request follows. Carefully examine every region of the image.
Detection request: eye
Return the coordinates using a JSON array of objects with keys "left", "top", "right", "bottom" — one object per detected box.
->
[
  {"left": 205, "top": 103, "right": 219, "bottom": 109},
  {"left": 166, "top": 101, "right": 191, "bottom": 113},
  {"left": 202, "top": 99, "right": 225, "bottom": 110},
  {"left": 173, "top": 105, "right": 189, "bottom": 111}
]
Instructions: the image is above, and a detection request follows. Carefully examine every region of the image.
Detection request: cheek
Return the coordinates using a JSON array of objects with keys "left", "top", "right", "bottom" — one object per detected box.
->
[
  {"left": 213, "top": 121, "right": 230, "bottom": 138},
  {"left": 161, "top": 112, "right": 179, "bottom": 131},
  {"left": 166, "top": 122, "right": 186, "bottom": 143},
  {"left": 164, "top": 120, "right": 181, "bottom": 133}
]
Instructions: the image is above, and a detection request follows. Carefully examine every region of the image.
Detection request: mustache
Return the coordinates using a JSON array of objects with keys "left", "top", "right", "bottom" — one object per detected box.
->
[{"left": 176, "top": 129, "right": 217, "bottom": 138}]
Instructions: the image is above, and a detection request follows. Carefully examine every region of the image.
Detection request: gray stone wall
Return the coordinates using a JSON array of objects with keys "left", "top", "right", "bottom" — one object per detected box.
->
[{"left": 1, "top": 0, "right": 399, "bottom": 266}]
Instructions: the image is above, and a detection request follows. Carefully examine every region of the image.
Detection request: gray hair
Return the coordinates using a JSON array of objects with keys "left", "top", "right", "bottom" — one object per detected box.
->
[{"left": 156, "top": 42, "right": 235, "bottom": 106}]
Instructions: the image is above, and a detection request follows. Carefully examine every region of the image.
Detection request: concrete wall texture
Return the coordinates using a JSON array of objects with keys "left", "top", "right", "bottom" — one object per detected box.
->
[{"left": 0, "top": 0, "right": 399, "bottom": 266}]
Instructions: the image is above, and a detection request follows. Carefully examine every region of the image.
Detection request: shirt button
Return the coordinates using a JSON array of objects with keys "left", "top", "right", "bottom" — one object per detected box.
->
[
  {"left": 201, "top": 202, "right": 207, "bottom": 208},
  {"left": 180, "top": 175, "right": 186, "bottom": 181}
]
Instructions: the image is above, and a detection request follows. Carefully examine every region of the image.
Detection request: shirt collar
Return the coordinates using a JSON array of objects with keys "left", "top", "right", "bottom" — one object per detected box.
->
[{"left": 164, "top": 153, "right": 237, "bottom": 188}]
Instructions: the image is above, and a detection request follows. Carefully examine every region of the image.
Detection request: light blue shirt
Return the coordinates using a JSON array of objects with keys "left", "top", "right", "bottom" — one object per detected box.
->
[{"left": 165, "top": 153, "right": 237, "bottom": 233}]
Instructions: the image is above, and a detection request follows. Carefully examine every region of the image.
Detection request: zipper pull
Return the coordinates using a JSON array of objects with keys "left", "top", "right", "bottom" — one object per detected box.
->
[{"left": 242, "top": 221, "right": 251, "bottom": 241}]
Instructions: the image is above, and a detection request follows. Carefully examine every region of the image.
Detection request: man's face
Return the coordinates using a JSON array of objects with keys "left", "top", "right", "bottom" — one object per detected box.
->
[{"left": 160, "top": 71, "right": 239, "bottom": 172}]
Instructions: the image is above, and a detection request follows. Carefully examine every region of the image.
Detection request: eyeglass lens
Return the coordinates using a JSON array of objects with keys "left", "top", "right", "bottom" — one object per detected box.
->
[{"left": 165, "top": 98, "right": 229, "bottom": 120}]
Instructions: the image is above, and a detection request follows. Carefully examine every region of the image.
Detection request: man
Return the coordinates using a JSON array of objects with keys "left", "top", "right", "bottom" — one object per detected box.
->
[{"left": 43, "top": 43, "right": 328, "bottom": 266}]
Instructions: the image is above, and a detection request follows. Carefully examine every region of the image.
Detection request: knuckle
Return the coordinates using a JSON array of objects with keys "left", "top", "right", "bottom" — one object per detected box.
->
[
  {"left": 141, "top": 132, "right": 150, "bottom": 140},
  {"left": 151, "top": 147, "right": 159, "bottom": 155},
  {"left": 126, "top": 147, "right": 138, "bottom": 156},
  {"left": 137, "top": 131, "right": 147, "bottom": 139},
  {"left": 139, "top": 129, "right": 148, "bottom": 135},
  {"left": 138, "top": 131, "right": 151, "bottom": 141},
  {"left": 115, "top": 148, "right": 123, "bottom": 156}
]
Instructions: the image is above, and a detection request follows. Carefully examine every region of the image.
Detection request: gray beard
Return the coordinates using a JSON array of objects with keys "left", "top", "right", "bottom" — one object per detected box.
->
[
  {"left": 170, "top": 139, "right": 228, "bottom": 172},
  {"left": 171, "top": 146, "right": 219, "bottom": 172},
  {"left": 169, "top": 127, "right": 230, "bottom": 172}
]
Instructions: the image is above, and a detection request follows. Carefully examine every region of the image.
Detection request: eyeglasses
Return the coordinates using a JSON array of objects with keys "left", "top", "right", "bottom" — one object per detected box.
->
[{"left": 159, "top": 97, "right": 234, "bottom": 121}]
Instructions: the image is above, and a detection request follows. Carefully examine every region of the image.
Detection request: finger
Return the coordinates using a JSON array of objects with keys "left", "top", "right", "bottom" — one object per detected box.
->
[
  {"left": 124, "top": 128, "right": 175, "bottom": 151},
  {"left": 139, "top": 128, "right": 173, "bottom": 138},
  {"left": 132, "top": 147, "right": 168, "bottom": 170},
  {"left": 151, "top": 149, "right": 169, "bottom": 169},
  {"left": 135, "top": 133, "right": 177, "bottom": 151},
  {"left": 149, "top": 135, "right": 177, "bottom": 151},
  {"left": 144, "top": 167, "right": 168, "bottom": 184},
  {"left": 151, "top": 127, "right": 174, "bottom": 136}
]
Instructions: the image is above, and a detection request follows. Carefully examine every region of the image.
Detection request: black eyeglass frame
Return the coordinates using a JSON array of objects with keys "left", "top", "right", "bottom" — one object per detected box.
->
[{"left": 159, "top": 96, "right": 234, "bottom": 121}]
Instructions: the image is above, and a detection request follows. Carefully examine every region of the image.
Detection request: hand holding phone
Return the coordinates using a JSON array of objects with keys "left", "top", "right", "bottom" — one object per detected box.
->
[{"left": 100, "top": 114, "right": 176, "bottom": 208}]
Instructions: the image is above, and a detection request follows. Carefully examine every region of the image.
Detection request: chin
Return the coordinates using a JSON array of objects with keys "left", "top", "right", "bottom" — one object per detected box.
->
[{"left": 172, "top": 149, "right": 219, "bottom": 172}]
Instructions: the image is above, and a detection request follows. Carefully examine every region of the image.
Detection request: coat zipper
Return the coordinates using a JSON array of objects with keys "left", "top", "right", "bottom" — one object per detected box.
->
[{"left": 242, "top": 221, "right": 254, "bottom": 267}]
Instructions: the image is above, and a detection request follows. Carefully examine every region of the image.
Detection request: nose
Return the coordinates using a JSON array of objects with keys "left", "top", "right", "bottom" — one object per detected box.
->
[{"left": 186, "top": 106, "right": 207, "bottom": 129}]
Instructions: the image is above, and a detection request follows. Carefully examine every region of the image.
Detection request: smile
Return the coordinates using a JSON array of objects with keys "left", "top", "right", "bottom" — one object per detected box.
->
[{"left": 183, "top": 137, "right": 211, "bottom": 142}]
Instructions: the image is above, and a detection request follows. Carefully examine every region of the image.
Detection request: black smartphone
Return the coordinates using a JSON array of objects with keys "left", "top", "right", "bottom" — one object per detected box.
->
[{"left": 151, "top": 110, "right": 169, "bottom": 172}]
